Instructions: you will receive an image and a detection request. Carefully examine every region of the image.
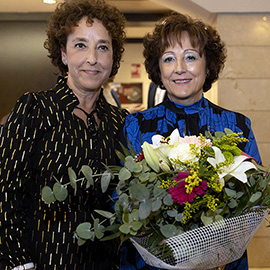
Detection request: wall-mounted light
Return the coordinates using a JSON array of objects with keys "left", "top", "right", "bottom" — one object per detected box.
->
[{"left": 43, "top": 0, "right": 57, "bottom": 4}]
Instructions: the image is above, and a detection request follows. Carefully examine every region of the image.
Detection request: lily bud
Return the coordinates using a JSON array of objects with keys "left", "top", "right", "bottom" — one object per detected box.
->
[
  {"left": 159, "top": 160, "right": 171, "bottom": 173},
  {"left": 142, "top": 141, "right": 160, "bottom": 173}
]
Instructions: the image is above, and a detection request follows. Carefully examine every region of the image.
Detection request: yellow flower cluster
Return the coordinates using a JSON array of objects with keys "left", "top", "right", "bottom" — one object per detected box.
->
[
  {"left": 182, "top": 202, "right": 194, "bottom": 223},
  {"left": 208, "top": 173, "right": 223, "bottom": 192},
  {"left": 189, "top": 143, "right": 200, "bottom": 156},
  {"left": 158, "top": 177, "right": 176, "bottom": 189},
  {"left": 185, "top": 165, "right": 202, "bottom": 194},
  {"left": 204, "top": 194, "right": 219, "bottom": 212}
]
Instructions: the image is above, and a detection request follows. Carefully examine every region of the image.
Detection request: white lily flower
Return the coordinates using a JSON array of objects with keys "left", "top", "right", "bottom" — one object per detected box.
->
[
  {"left": 168, "top": 129, "right": 182, "bottom": 145},
  {"left": 142, "top": 141, "right": 160, "bottom": 173},
  {"left": 207, "top": 146, "right": 257, "bottom": 184}
]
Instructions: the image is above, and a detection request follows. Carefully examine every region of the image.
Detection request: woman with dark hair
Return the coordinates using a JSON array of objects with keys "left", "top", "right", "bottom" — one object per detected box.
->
[
  {"left": 0, "top": 0, "right": 128, "bottom": 269},
  {"left": 122, "top": 12, "right": 260, "bottom": 270}
]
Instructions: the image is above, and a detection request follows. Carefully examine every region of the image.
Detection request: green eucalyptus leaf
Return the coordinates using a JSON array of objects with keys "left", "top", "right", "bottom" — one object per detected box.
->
[
  {"left": 139, "top": 200, "right": 151, "bottom": 220},
  {"left": 227, "top": 181, "right": 235, "bottom": 189},
  {"left": 250, "top": 191, "right": 262, "bottom": 203},
  {"left": 131, "top": 221, "right": 143, "bottom": 231},
  {"left": 225, "top": 188, "right": 236, "bottom": 198},
  {"left": 236, "top": 191, "right": 244, "bottom": 199},
  {"left": 175, "top": 213, "right": 184, "bottom": 222},
  {"left": 160, "top": 224, "right": 178, "bottom": 238},
  {"left": 117, "top": 193, "right": 130, "bottom": 212},
  {"left": 94, "top": 218, "right": 105, "bottom": 239},
  {"left": 149, "top": 172, "right": 157, "bottom": 182},
  {"left": 76, "top": 222, "right": 93, "bottom": 240},
  {"left": 94, "top": 210, "right": 115, "bottom": 219},
  {"left": 122, "top": 212, "right": 130, "bottom": 223},
  {"left": 228, "top": 199, "right": 238, "bottom": 208},
  {"left": 119, "top": 223, "right": 131, "bottom": 234},
  {"left": 214, "top": 215, "right": 224, "bottom": 222},
  {"left": 101, "top": 231, "right": 122, "bottom": 241},
  {"left": 224, "top": 128, "right": 233, "bottom": 135},
  {"left": 215, "top": 131, "right": 225, "bottom": 139},
  {"left": 163, "top": 194, "right": 173, "bottom": 206},
  {"left": 249, "top": 175, "right": 256, "bottom": 186},
  {"left": 130, "top": 183, "right": 150, "bottom": 201},
  {"left": 201, "top": 212, "right": 214, "bottom": 226},
  {"left": 77, "top": 237, "right": 87, "bottom": 246},
  {"left": 129, "top": 229, "right": 138, "bottom": 236},
  {"left": 119, "top": 167, "right": 132, "bottom": 181},
  {"left": 101, "top": 171, "right": 112, "bottom": 193},
  {"left": 41, "top": 186, "right": 56, "bottom": 204},
  {"left": 259, "top": 178, "right": 267, "bottom": 190},
  {"left": 167, "top": 209, "right": 178, "bottom": 217},
  {"left": 53, "top": 182, "right": 68, "bottom": 202},
  {"left": 130, "top": 209, "right": 140, "bottom": 221},
  {"left": 153, "top": 186, "right": 166, "bottom": 199},
  {"left": 125, "top": 156, "right": 135, "bottom": 171},
  {"left": 133, "top": 162, "right": 143, "bottom": 173},
  {"left": 81, "top": 165, "right": 94, "bottom": 188},
  {"left": 152, "top": 199, "right": 162, "bottom": 212},
  {"left": 138, "top": 172, "right": 150, "bottom": 183},
  {"left": 68, "top": 167, "right": 77, "bottom": 189}
]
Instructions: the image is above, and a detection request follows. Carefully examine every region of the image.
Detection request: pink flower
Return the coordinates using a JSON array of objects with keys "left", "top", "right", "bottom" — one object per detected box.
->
[
  {"left": 179, "top": 136, "right": 212, "bottom": 149},
  {"left": 168, "top": 172, "right": 208, "bottom": 205}
]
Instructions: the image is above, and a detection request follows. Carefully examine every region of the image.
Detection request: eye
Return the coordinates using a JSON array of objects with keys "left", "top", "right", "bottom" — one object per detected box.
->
[
  {"left": 185, "top": 55, "right": 197, "bottom": 61},
  {"left": 163, "top": 55, "right": 175, "bottom": 63},
  {"left": 98, "top": 45, "right": 109, "bottom": 51},
  {"left": 75, "top": 43, "right": 86, "bottom": 49},
  {"left": 185, "top": 53, "right": 200, "bottom": 62}
]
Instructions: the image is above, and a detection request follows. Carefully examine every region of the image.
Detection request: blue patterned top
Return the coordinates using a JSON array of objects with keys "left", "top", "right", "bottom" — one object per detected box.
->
[{"left": 120, "top": 96, "right": 260, "bottom": 270}]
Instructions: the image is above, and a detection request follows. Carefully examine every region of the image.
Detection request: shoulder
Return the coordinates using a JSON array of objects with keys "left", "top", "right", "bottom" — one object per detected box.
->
[
  {"left": 126, "top": 105, "right": 165, "bottom": 122},
  {"left": 206, "top": 99, "right": 248, "bottom": 117}
]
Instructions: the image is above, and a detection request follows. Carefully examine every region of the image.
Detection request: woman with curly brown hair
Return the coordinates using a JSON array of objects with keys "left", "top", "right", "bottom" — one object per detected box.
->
[
  {"left": 0, "top": 0, "right": 128, "bottom": 269},
  {"left": 122, "top": 12, "right": 260, "bottom": 270}
]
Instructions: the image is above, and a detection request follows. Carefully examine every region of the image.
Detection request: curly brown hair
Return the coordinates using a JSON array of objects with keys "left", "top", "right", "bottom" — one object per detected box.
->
[
  {"left": 143, "top": 13, "right": 227, "bottom": 92},
  {"left": 44, "top": 0, "right": 126, "bottom": 77}
]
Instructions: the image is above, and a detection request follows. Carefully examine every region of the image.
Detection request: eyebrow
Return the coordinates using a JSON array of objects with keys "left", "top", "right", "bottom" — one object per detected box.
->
[
  {"left": 162, "top": 48, "right": 199, "bottom": 55},
  {"left": 71, "top": 37, "right": 111, "bottom": 45}
]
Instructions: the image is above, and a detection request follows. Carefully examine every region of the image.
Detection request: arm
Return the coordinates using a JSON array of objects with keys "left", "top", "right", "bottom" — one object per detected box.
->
[{"left": 0, "top": 93, "right": 43, "bottom": 269}]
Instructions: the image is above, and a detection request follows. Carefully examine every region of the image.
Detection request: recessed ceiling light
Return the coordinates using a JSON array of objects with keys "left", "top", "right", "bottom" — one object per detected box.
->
[{"left": 43, "top": 0, "right": 57, "bottom": 4}]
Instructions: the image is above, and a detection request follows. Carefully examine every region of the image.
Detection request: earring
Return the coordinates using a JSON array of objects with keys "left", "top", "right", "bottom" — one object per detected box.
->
[{"left": 63, "top": 60, "right": 67, "bottom": 65}]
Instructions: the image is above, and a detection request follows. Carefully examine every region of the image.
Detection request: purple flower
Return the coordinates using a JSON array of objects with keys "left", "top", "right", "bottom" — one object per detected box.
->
[{"left": 169, "top": 172, "right": 207, "bottom": 205}]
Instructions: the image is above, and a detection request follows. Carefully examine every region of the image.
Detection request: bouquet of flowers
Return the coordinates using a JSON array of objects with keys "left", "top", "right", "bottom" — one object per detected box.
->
[{"left": 42, "top": 128, "right": 270, "bottom": 269}]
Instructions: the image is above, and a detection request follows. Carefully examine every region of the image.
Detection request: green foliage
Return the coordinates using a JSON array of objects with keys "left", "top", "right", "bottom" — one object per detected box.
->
[{"left": 41, "top": 128, "right": 270, "bottom": 261}]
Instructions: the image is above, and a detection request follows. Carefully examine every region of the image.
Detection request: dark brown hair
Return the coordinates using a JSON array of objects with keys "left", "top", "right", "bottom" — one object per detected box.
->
[
  {"left": 44, "top": 0, "right": 126, "bottom": 77},
  {"left": 143, "top": 13, "right": 227, "bottom": 91}
]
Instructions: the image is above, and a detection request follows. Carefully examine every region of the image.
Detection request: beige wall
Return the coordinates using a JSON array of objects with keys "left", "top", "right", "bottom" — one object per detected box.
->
[{"left": 217, "top": 13, "right": 270, "bottom": 268}]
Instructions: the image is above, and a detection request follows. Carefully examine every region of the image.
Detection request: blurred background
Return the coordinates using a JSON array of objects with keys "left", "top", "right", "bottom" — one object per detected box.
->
[{"left": 0, "top": 1, "right": 270, "bottom": 268}]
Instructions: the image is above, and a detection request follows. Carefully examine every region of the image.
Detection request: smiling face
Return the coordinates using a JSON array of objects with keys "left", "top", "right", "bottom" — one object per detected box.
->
[
  {"left": 61, "top": 17, "right": 113, "bottom": 95},
  {"left": 159, "top": 32, "right": 207, "bottom": 105}
]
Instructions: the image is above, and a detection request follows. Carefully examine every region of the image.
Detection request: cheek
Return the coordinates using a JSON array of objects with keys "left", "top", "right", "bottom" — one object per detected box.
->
[
  {"left": 159, "top": 65, "right": 170, "bottom": 80},
  {"left": 102, "top": 56, "right": 113, "bottom": 70}
]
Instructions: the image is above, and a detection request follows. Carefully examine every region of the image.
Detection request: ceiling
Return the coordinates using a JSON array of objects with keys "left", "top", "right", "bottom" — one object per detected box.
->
[
  {"left": 2, "top": 0, "right": 270, "bottom": 14},
  {"left": 1, "top": 0, "right": 270, "bottom": 38}
]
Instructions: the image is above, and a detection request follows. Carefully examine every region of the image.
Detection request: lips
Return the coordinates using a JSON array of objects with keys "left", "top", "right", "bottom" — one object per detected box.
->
[
  {"left": 84, "top": 69, "right": 100, "bottom": 75},
  {"left": 174, "top": 79, "right": 192, "bottom": 83}
]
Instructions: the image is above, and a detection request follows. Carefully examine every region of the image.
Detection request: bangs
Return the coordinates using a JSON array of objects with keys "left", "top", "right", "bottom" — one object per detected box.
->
[{"left": 159, "top": 25, "right": 205, "bottom": 56}]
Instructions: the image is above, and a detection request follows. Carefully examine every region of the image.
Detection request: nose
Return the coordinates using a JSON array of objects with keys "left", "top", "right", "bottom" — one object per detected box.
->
[
  {"left": 86, "top": 48, "right": 97, "bottom": 65},
  {"left": 175, "top": 58, "right": 186, "bottom": 74}
]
